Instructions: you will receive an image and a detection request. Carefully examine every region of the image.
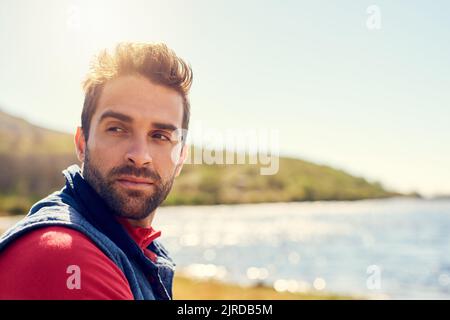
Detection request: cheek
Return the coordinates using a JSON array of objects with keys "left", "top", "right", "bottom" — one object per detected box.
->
[
  {"left": 87, "top": 142, "right": 123, "bottom": 173},
  {"left": 154, "top": 158, "right": 178, "bottom": 181}
]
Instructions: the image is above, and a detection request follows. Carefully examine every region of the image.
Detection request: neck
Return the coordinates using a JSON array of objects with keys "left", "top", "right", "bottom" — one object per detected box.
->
[{"left": 125, "top": 210, "right": 156, "bottom": 228}]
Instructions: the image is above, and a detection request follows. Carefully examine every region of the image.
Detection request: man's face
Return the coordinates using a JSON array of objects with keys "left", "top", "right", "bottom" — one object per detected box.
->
[{"left": 76, "top": 75, "right": 186, "bottom": 221}]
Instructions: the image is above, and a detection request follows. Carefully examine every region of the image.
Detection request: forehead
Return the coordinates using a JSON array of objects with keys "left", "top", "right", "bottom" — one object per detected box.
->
[{"left": 93, "top": 75, "right": 184, "bottom": 128}]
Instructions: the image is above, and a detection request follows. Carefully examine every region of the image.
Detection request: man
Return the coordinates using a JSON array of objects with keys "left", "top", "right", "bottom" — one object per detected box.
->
[{"left": 0, "top": 42, "right": 193, "bottom": 300}]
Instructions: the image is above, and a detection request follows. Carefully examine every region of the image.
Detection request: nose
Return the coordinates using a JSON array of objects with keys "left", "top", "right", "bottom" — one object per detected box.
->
[{"left": 124, "top": 136, "right": 153, "bottom": 167}]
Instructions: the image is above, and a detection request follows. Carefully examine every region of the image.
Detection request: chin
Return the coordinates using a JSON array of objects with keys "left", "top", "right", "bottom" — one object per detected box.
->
[{"left": 117, "top": 210, "right": 150, "bottom": 220}]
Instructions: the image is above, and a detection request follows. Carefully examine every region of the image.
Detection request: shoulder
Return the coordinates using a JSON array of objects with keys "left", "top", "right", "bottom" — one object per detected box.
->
[
  {"left": 1, "top": 225, "right": 107, "bottom": 263},
  {"left": 0, "top": 226, "right": 134, "bottom": 300}
]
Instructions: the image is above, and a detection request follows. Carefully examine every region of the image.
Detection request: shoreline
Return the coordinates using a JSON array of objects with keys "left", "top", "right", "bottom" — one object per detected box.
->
[{"left": 173, "top": 273, "right": 357, "bottom": 300}]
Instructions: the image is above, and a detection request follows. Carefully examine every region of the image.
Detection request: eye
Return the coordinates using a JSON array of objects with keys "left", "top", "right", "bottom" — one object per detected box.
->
[
  {"left": 152, "top": 132, "right": 171, "bottom": 141},
  {"left": 107, "top": 126, "right": 125, "bottom": 133}
]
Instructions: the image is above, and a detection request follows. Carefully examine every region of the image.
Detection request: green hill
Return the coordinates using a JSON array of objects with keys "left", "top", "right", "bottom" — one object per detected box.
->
[
  {"left": 0, "top": 110, "right": 74, "bottom": 155},
  {"left": 0, "top": 109, "right": 399, "bottom": 215}
]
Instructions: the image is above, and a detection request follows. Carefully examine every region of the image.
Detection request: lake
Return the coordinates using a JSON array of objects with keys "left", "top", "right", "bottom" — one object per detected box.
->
[
  {"left": 153, "top": 198, "right": 450, "bottom": 299},
  {"left": 1, "top": 198, "right": 449, "bottom": 299}
]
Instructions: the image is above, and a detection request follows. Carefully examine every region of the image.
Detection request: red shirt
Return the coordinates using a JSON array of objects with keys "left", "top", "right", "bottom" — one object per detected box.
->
[{"left": 0, "top": 219, "right": 162, "bottom": 300}]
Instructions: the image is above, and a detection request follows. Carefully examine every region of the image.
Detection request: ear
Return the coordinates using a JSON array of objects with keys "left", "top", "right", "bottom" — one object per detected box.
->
[
  {"left": 174, "top": 144, "right": 189, "bottom": 177},
  {"left": 74, "top": 126, "right": 86, "bottom": 163}
]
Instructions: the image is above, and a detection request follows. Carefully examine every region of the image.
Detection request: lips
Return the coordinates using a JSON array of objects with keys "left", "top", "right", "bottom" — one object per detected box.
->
[{"left": 116, "top": 175, "right": 154, "bottom": 188}]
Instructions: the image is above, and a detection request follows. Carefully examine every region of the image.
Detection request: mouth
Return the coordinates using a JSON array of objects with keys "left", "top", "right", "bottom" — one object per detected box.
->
[{"left": 116, "top": 176, "right": 154, "bottom": 189}]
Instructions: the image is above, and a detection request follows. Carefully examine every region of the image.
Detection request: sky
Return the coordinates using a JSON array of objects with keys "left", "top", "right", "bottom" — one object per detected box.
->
[{"left": 0, "top": 0, "right": 449, "bottom": 196}]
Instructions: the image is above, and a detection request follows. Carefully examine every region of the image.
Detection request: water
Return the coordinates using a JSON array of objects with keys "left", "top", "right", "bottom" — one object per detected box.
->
[
  {"left": 152, "top": 198, "right": 450, "bottom": 299},
  {"left": 1, "top": 198, "right": 449, "bottom": 299}
]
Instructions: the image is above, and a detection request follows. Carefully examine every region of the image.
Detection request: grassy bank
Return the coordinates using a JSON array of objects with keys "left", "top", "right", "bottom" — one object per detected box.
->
[{"left": 173, "top": 275, "right": 353, "bottom": 300}]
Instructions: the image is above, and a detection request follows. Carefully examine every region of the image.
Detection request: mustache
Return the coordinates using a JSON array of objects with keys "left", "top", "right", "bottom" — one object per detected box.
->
[{"left": 109, "top": 165, "right": 161, "bottom": 182}]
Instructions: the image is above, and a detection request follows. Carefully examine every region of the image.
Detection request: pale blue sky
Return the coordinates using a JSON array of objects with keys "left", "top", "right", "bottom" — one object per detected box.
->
[{"left": 1, "top": 0, "right": 449, "bottom": 195}]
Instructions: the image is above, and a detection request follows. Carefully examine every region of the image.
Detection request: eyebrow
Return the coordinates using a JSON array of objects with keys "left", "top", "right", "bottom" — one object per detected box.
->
[
  {"left": 99, "top": 110, "right": 179, "bottom": 131},
  {"left": 99, "top": 110, "right": 132, "bottom": 123},
  {"left": 152, "top": 122, "right": 178, "bottom": 132}
]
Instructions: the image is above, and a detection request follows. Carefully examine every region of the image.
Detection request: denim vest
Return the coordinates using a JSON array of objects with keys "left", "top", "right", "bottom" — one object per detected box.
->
[{"left": 0, "top": 165, "right": 175, "bottom": 300}]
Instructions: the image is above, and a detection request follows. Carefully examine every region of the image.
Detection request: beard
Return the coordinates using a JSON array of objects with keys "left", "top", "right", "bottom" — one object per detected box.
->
[{"left": 82, "top": 147, "right": 175, "bottom": 220}]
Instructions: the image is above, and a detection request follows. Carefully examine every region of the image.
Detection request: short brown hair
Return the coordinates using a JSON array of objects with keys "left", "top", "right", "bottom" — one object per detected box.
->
[{"left": 81, "top": 42, "right": 193, "bottom": 142}]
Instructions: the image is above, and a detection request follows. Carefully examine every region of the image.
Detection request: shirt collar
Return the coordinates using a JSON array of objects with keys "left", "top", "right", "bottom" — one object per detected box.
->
[{"left": 116, "top": 217, "right": 162, "bottom": 250}]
